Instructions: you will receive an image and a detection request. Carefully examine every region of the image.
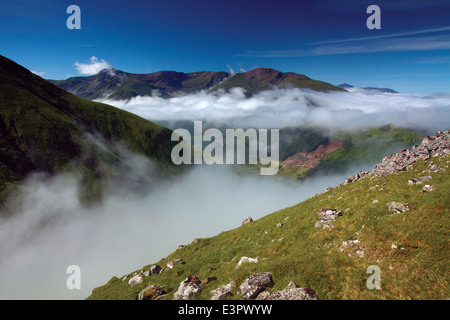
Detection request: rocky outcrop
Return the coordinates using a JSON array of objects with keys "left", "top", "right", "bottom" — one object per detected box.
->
[
  {"left": 409, "top": 176, "right": 432, "bottom": 185},
  {"left": 387, "top": 202, "right": 410, "bottom": 214},
  {"left": 421, "top": 184, "right": 435, "bottom": 193},
  {"left": 256, "top": 282, "right": 318, "bottom": 300},
  {"left": 128, "top": 273, "right": 145, "bottom": 287},
  {"left": 167, "top": 259, "right": 185, "bottom": 269},
  {"left": 173, "top": 275, "right": 202, "bottom": 300},
  {"left": 343, "top": 130, "right": 450, "bottom": 183},
  {"left": 315, "top": 208, "right": 342, "bottom": 229},
  {"left": 138, "top": 285, "right": 166, "bottom": 300},
  {"left": 242, "top": 217, "right": 253, "bottom": 226},
  {"left": 149, "top": 265, "right": 162, "bottom": 275},
  {"left": 210, "top": 282, "right": 235, "bottom": 300},
  {"left": 239, "top": 272, "right": 274, "bottom": 300}
]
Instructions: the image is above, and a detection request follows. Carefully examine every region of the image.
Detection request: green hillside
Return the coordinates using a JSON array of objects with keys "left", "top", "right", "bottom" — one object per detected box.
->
[
  {"left": 88, "top": 133, "right": 449, "bottom": 300},
  {"left": 0, "top": 55, "right": 180, "bottom": 205},
  {"left": 213, "top": 68, "right": 345, "bottom": 96}
]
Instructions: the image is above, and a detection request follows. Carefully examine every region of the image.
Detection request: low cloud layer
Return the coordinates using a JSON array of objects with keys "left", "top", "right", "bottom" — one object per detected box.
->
[
  {"left": 74, "top": 56, "right": 113, "bottom": 75},
  {"left": 0, "top": 161, "right": 373, "bottom": 299},
  {"left": 96, "top": 87, "right": 450, "bottom": 134}
]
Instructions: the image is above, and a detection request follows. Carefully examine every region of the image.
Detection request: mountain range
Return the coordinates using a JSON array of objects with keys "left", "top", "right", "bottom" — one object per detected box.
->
[{"left": 50, "top": 67, "right": 345, "bottom": 100}]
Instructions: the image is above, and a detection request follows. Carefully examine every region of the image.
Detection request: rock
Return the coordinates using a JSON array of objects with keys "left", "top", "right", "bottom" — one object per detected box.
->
[
  {"left": 235, "top": 256, "right": 259, "bottom": 269},
  {"left": 167, "top": 259, "right": 185, "bottom": 269},
  {"left": 176, "top": 245, "right": 186, "bottom": 250},
  {"left": 239, "top": 272, "right": 274, "bottom": 300},
  {"left": 387, "top": 202, "right": 410, "bottom": 214},
  {"left": 138, "top": 285, "right": 166, "bottom": 300},
  {"left": 210, "top": 282, "right": 235, "bottom": 300},
  {"left": 421, "top": 184, "right": 435, "bottom": 193},
  {"left": 408, "top": 176, "right": 432, "bottom": 185},
  {"left": 256, "top": 287, "right": 318, "bottom": 300},
  {"left": 242, "top": 217, "right": 253, "bottom": 226},
  {"left": 202, "top": 276, "right": 217, "bottom": 284},
  {"left": 149, "top": 265, "right": 162, "bottom": 275},
  {"left": 173, "top": 275, "right": 202, "bottom": 300},
  {"left": 317, "top": 208, "right": 342, "bottom": 221},
  {"left": 128, "top": 273, "right": 145, "bottom": 287},
  {"left": 342, "top": 130, "right": 450, "bottom": 183},
  {"left": 314, "top": 220, "right": 335, "bottom": 229}
]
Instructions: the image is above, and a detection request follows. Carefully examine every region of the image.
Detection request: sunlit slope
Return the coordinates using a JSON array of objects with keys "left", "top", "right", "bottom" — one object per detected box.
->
[{"left": 88, "top": 134, "right": 449, "bottom": 300}]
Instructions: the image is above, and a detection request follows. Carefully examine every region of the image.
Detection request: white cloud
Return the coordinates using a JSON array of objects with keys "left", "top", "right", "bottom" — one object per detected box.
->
[
  {"left": 0, "top": 149, "right": 369, "bottom": 299},
  {"left": 227, "top": 64, "right": 235, "bottom": 75},
  {"left": 95, "top": 87, "right": 450, "bottom": 135},
  {"left": 31, "top": 70, "right": 45, "bottom": 76},
  {"left": 74, "top": 56, "right": 113, "bottom": 75}
]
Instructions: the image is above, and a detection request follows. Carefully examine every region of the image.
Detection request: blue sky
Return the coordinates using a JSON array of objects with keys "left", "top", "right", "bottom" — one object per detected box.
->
[{"left": 0, "top": 0, "right": 449, "bottom": 94}]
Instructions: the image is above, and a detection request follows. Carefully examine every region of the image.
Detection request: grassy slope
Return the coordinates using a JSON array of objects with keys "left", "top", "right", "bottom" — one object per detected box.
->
[
  {"left": 306, "top": 126, "right": 425, "bottom": 176},
  {"left": 0, "top": 55, "right": 179, "bottom": 203},
  {"left": 214, "top": 72, "right": 345, "bottom": 96},
  {"left": 88, "top": 153, "right": 449, "bottom": 300}
]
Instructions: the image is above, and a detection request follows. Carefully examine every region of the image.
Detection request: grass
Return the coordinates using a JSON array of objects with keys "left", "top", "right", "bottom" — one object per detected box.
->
[{"left": 87, "top": 153, "right": 449, "bottom": 300}]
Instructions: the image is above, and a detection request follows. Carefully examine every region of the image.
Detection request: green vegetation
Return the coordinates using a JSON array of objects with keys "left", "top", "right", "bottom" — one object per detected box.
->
[
  {"left": 213, "top": 68, "right": 344, "bottom": 96},
  {"left": 88, "top": 154, "right": 449, "bottom": 300},
  {"left": 308, "top": 125, "right": 425, "bottom": 175},
  {"left": 0, "top": 55, "right": 181, "bottom": 206}
]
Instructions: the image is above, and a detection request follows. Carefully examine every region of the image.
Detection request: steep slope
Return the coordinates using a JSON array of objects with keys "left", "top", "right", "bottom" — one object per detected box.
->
[
  {"left": 0, "top": 55, "right": 180, "bottom": 205},
  {"left": 88, "top": 131, "right": 449, "bottom": 300}
]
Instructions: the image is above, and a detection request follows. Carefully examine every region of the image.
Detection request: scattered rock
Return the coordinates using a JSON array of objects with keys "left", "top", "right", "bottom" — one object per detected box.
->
[
  {"left": 421, "top": 184, "right": 435, "bottom": 193},
  {"left": 256, "top": 286, "right": 318, "bottom": 300},
  {"left": 138, "top": 285, "right": 166, "bottom": 300},
  {"left": 128, "top": 273, "right": 145, "bottom": 287},
  {"left": 242, "top": 217, "right": 253, "bottom": 226},
  {"left": 342, "top": 130, "right": 450, "bottom": 183},
  {"left": 408, "top": 176, "right": 432, "bottom": 185},
  {"left": 387, "top": 202, "right": 410, "bottom": 214},
  {"left": 173, "top": 275, "right": 202, "bottom": 300},
  {"left": 276, "top": 223, "right": 283, "bottom": 227},
  {"left": 314, "top": 220, "right": 335, "bottom": 229},
  {"left": 167, "top": 259, "right": 185, "bottom": 269},
  {"left": 315, "top": 208, "right": 342, "bottom": 229},
  {"left": 317, "top": 208, "right": 342, "bottom": 221},
  {"left": 239, "top": 272, "right": 274, "bottom": 300},
  {"left": 149, "top": 265, "right": 162, "bottom": 275},
  {"left": 236, "top": 256, "right": 259, "bottom": 269},
  {"left": 339, "top": 240, "right": 364, "bottom": 258},
  {"left": 210, "top": 281, "right": 235, "bottom": 300},
  {"left": 372, "top": 200, "right": 379, "bottom": 204}
]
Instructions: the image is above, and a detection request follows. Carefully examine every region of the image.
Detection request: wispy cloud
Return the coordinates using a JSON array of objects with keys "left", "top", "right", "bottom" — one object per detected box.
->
[
  {"left": 237, "top": 27, "right": 450, "bottom": 57},
  {"left": 312, "top": 26, "right": 450, "bottom": 45}
]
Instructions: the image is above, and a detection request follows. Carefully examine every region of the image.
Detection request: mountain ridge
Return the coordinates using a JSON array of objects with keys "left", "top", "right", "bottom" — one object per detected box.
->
[{"left": 50, "top": 67, "right": 345, "bottom": 100}]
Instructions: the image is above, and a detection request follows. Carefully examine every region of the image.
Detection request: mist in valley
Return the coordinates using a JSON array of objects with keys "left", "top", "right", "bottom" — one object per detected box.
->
[{"left": 0, "top": 86, "right": 449, "bottom": 299}]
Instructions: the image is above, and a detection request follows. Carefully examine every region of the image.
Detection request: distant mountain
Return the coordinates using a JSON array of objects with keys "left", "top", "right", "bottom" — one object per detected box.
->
[
  {"left": 50, "top": 67, "right": 345, "bottom": 100},
  {"left": 214, "top": 68, "right": 346, "bottom": 96},
  {"left": 338, "top": 83, "right": 398, "bottom": 93},
  {"left": 0, "top": 55, "right": 180, "bottom": 205}
]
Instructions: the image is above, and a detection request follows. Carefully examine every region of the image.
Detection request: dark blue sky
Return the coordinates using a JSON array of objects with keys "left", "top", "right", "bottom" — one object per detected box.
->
[{"left": 1, "top": 0, "right": 449, "bottom": 93}]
